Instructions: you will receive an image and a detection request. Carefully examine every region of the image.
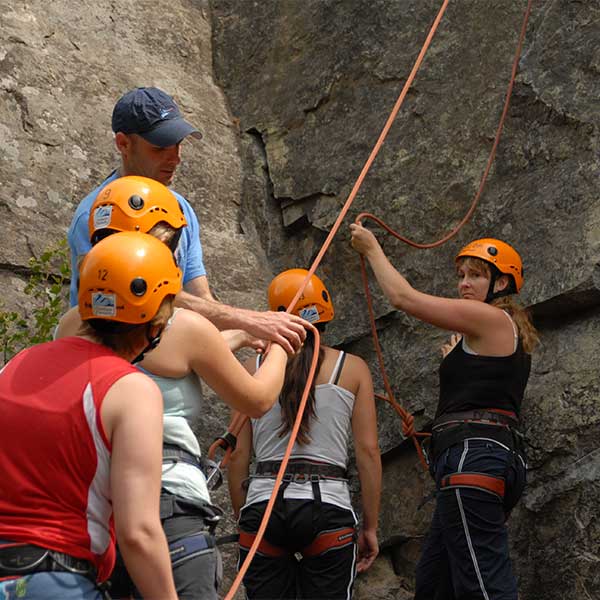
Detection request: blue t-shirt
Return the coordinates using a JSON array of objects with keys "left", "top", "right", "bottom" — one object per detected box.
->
[{"left": 67, "top": 171, "right": 206, "bottom": 306}]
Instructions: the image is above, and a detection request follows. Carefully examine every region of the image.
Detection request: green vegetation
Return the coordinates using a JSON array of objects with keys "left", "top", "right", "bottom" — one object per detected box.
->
[{"left": 0, "top": 238, "right": 70, "bottom": 364}]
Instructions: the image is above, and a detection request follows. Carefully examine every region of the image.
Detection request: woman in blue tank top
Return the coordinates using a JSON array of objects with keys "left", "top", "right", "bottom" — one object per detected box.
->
[
  {"left": 227, "top": 269, "right": 382, "bottom": 600},
  {"left": 350, "top": 225, "right": 538, "bottom": 600}
]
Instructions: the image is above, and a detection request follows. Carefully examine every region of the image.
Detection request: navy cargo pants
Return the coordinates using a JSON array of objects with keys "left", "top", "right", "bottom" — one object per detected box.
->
[{"left": 415, "top": 438, "right": 526, "bottom": 600}]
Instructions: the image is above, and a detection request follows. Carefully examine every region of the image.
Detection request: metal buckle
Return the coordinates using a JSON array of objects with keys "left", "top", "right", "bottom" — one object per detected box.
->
[{"left": 0, "top": 547, "right": 49, "bottom": 572}]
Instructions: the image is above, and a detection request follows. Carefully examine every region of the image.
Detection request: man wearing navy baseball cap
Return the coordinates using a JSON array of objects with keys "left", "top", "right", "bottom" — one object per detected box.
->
[
  {"left": 65, "top": 84, "right": 308, "bottom": 600},
  {"left": 67, "top": 86, "right": 306, "bottom": 346},
  {"left": 112, "top": 87, "right": 203, "bottom": 150}
]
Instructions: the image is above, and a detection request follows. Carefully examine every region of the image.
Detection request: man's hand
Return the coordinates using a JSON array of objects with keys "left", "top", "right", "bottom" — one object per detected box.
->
[
  {"left": 356, "top": 528, "right": 379, "bottom": 573},
  {"left": 245, "top": 311, "right": 308, "bottom": 355}
]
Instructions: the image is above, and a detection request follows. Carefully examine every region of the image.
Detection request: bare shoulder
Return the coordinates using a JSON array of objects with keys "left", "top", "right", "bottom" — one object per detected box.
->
[
  {"left": 101, "top": 372, "right": 162, "bottom": 439},
  {"left": 108, "top": 371, "right": 161, "bottom": 399},
  {"left": 170, "top": 308, "right": 217, "bottom": 333},
  {"left": 336, "top": 351, "right": 373, "bottom": 393},
  {"left": 344, "top": 353, "right": 371, "bottom": 377}
]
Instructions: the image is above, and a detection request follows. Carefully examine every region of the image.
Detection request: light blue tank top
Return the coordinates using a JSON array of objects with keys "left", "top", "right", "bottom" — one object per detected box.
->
[{"left": 138, "top": 309, "right": 210, "bottom": 504}]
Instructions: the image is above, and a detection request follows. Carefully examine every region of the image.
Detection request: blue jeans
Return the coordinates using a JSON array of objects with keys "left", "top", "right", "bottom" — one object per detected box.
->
[
  {"left": 415, "top": 438, "right": 526, "bottom": 600},
  {"left": 0, "top": 573, "right": 102, "bottom": 599}
]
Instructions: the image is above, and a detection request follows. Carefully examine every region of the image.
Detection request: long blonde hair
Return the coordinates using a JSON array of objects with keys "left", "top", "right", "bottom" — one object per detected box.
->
[{"left": 458, "top": 257, "right": 539, "bottom": 353}]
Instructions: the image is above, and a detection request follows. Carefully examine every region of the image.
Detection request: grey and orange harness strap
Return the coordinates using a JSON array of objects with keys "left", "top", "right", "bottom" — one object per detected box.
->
[
  {"left": 238, "top": 526, "right": 356, "bottom": 559},
  {"left": 440, "top": 472, "right": 506, "bottom": 499}
]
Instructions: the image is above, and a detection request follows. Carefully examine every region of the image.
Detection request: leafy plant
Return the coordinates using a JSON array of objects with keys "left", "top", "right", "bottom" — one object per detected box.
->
[{"left": 0, "top": 238, "right": 70, "bottom": 364}]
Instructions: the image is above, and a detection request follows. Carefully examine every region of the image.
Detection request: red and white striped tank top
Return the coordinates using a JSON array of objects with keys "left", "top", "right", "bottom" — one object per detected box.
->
[{"left": 0, "top": 337, "right": 136, "bottom": 582}]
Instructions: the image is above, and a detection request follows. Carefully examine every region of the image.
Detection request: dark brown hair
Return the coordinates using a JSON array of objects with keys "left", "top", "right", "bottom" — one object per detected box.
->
[
  {"left": 277, "top": 327, "right": 325, "bottom": 445},
  {"left": 78, "top": 295, "right": 175, "bottom": 357}
]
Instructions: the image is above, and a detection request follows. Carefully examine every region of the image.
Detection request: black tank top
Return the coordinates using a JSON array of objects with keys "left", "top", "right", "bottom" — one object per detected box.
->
[{"left": 437, "top": 337, "right": 531, "bottom": 419}]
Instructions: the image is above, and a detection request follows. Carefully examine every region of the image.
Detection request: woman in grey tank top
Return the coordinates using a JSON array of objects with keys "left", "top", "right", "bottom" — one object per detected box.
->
[
  {"left": 228, "top": 269, "right": 382, "bottom": 600},
  {"left": 56, "top": 176, "right": 292, "bottom": 600}
]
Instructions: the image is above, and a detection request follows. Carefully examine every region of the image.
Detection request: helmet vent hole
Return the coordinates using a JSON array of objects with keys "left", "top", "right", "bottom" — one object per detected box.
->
[
  {"left": 322, "top": 290, "right": 329, "bottom": 302},
  {"left": 277, "top": 306, "right": 286, "bottom": 312},
  {"left": 130, "top": 277, "right": 147, "bottom": 297},
  {"left": 487, "top": 246, "right": 498, "bottom": 256},
  {"left": 128, "top": 195, "right": 145, "bottom": 210}
]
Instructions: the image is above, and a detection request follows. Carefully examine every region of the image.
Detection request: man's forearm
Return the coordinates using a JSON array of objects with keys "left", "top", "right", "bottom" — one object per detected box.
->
[{"left": 175, "top": 289, "right": 245, "bottom": 330}]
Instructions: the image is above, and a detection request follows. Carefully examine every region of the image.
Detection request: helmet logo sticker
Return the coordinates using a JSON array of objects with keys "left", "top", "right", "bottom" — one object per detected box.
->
[
  {"left": 91, "top": 292, "right": 117, "bottom": 317},
  {"left": 93, "top": 205, "right": 113, "bottom": 230},
  {"left": 299, "top": 305, "right": 320, "bottom": 323}
]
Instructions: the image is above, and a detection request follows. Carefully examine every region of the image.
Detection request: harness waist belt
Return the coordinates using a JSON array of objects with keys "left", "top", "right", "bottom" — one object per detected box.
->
[
  {"left": 430, "top": 417, "right": 521, "bottom": 462},
  {"left": 0, "top": 543, "right": 96, "bottom": 581},
  {"left": 163, "top": 443, "right": 202, "bottom": 469},
  {"left": 255, "top": 460, "right": 348, "bottom": 481},
  {"left": 163, "top": 443, "right": 223, "bottom": 489},
  {"left": 440, "top": 472, "right": 506, "bottom": 499},
  {"left": 433, "top": 409, "right": 518, "bottom": 431}
]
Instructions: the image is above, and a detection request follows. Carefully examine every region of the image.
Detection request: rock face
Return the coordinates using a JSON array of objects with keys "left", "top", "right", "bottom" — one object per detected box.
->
[
  {"left": 1, "top": 0, "right": 599, "bottom": 598},
  {"left": 210, "top": 1, "right": 600, "bottom": 598}
]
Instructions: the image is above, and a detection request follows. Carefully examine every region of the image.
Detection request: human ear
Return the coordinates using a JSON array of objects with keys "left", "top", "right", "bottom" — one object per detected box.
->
[
  {"left": 114, "top": 132, "right": 130, "bottom": 155},
  {"left": 494, "top": 275, "right": 510, "bottom": 293}
]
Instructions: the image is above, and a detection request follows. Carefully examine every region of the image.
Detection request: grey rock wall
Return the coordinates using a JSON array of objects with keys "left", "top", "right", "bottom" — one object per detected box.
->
[
  {"left": 210, "top": 1, "right": 600, "bottom": 598},
  {"left": 1, "top": 0, "right": 600, "bottom": 598}
]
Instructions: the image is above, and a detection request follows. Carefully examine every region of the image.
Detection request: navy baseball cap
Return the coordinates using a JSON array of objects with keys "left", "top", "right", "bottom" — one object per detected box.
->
[{"left": 111, "top": 87, "right": 202, "bottom": 147}]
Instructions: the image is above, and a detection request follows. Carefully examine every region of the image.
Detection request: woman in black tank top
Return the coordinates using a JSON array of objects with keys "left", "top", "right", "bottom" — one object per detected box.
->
[{"left": 350, "top": 228, "right": 538, "bottom": 600}]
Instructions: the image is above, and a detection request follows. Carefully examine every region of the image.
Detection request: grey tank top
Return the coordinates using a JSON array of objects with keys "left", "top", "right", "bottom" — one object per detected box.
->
[
  {"left": 245, "top": 351, "right": 356, "bottom": 511},
  {"left": 138, "top": 309, "right": 210, "bottom": 504}
]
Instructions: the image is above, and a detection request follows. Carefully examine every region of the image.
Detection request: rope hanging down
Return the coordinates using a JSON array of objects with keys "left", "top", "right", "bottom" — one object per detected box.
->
[{"left": 222, "top": 0, "right": 533, "bottom": 597}]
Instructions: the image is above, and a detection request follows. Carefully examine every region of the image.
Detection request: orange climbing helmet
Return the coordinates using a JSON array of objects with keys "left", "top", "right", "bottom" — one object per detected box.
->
[
  {"left": 79, "top": 231, "right": 182, "bottom": 324},
  {"left": 268, "top": 269, "right": 334, "bottom": 324},
  {"left": 456, "top": 238, "right": 523, "bottom": 293},
  {"left": 88, "top": 175, "right": 187, "bottom": 244}
]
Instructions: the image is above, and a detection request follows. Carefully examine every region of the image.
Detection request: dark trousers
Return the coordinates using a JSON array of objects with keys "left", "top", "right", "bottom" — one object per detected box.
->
[
  {"left": 108, "top": 494, "right": 221, "bottom": 600},
  {"left": 239, "top": 499, "right": 357, "bottom": 600},
  {"left": 415, "top": 438, "right": 526, "bottom": 600}
]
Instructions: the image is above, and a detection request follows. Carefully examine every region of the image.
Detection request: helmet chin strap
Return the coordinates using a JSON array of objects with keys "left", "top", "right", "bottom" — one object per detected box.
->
[
  {"left": 485, "top": 267, "right": 514, "bottom": 304},
  {"left": 131, "top": 324, "right": 163, "bottom": 365}
]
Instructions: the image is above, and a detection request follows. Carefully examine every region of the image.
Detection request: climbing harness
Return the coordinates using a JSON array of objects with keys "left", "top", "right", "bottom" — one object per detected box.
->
[
  {"left": 222, "top": 1, "right": 534, "bottom": 597},
  {"left": 159, "top": 492, "right": 222, "bottom": 535},
  {"left": 168, "top": 532, "right": 216, "bottom": 568},
  {"left": 253, "top": 460, "right": 348, "bottom": 482},
  {"left": 239, "top": 526, "right": 356, "bottom": 559},
  {"left": 163, "top": 442, "right": 223, "bottom": 490},
  {"left": 428, "top": 407, "right": 527, "bottom": 501},
  {"left": 0, "top": 543, "right": 110, "bottom": 598}
]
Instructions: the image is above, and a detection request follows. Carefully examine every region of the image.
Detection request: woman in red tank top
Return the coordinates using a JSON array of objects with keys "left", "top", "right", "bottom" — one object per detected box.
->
[{"left": 0, "top": 233, "right": 180, "bottom": 600}]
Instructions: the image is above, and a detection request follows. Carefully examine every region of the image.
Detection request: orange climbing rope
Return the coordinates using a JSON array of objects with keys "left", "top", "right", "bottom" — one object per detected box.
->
[{"left": 221, "top": 0, "right": 533, "bottom": 597}]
